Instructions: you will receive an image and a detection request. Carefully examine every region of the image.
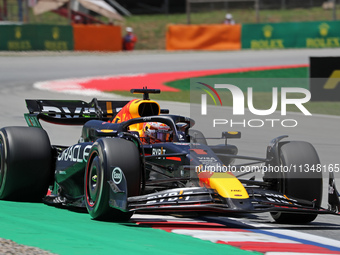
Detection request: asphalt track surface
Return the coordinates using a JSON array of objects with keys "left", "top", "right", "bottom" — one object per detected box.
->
[{"left": 0, "top": 48, "right": 340, "bottom": 254}]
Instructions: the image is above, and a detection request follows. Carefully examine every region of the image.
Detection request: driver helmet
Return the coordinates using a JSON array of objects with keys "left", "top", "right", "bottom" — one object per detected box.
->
[{"left": 142, "top": 122, "right": 172, "bottom": 144}]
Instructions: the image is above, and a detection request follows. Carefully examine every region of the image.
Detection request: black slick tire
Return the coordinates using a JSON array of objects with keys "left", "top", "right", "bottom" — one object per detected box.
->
[
  {"left": 85, "top": 138, "right": 141, "bottom": 221},
  {"left": 270, "top": 141, "right": 322, "bottom": 224},
  {"left": 0, "top": 127, "right": 52, "bottom": 201}
]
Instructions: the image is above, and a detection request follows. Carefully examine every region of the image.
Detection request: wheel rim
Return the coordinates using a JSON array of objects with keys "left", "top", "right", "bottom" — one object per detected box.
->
[{"left": 86, "top": 155, "right": 101, "bottom": 207}]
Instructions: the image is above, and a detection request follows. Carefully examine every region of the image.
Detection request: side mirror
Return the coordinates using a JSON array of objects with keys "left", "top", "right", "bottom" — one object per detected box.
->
[{"left": 222, "top": 131, "right": 241, "bottom": 144}]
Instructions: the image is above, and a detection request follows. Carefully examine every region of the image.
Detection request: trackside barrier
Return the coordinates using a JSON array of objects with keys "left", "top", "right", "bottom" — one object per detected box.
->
[
  {"left": 1, "top": 21, "right": 338, "bottom": 52},
  {"left": 0, "top": 24, "right": 74, "bottom": 51},
  {"left": 242, "top": 20, "right": 340, "bottom": 49},
  {"left": 166, "top": 24, "right": 241, "bottom": 51},
  {"left": 72, "top": 24, "right": 122, "bottom": 51}
]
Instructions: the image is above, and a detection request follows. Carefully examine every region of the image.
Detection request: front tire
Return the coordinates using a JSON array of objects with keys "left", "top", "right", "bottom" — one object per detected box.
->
[
  {"left": 85, "top": 138, "right": 141, "bottom": 221},
  {"left": 270, "top": 141, "right": 322, "bottom": 224},
  {"left": 0, "top": 127, "right": 52, "bottom": 201}
]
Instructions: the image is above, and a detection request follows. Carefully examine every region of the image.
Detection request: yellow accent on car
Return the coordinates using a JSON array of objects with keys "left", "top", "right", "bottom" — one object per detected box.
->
[
  {"left": 100, "top": 129, "right": 114, "bottom": 133},
  {"left": 228, "top": 131, "right": 239, "bottom": 135},
  {"left": 208, "top": 172, "right": 249, "bottom": 199}
]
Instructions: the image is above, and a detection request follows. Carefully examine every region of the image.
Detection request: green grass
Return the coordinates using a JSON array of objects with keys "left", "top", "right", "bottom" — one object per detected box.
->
[
  {"left": 164, "top": 67, "right": 310, "bottom": 91},
  {"left": 113, "top": 67, "right": 340, "bottom": 116}
]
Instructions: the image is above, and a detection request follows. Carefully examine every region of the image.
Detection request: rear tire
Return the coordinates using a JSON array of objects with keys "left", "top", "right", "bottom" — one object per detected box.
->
[
  {"left": 85, "top": 138, "right": 141, "bottom": 221},
  {"left": 0, "top": 127, "right": 52, "bottom": 201},
  {"left": 270, "top": 141, "right": 322, "bottom": 224}
]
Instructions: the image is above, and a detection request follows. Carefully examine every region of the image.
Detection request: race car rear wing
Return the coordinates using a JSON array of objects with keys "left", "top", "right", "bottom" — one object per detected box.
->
[{"left": 25, "top": 98, "right": 130, "bottom": 126}]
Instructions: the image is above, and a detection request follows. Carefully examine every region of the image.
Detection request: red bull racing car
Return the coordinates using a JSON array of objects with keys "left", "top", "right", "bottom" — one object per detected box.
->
[{"left": 0, "top": 88, "right": 339, "bottom": 223}]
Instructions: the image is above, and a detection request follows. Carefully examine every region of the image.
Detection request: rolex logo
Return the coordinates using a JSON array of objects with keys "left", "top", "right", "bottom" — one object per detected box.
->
[
  {"left": 319, "top": 23, "right": 330, "bottom": 37},
  {"left": 263, "top": 25, "right": 273, "bottom": 38},
  {"left": 15, "top": 27, "right": 22, "bottom": 39},
  {"left": 52, "top": 27, "right": 60, "bottom": 40}
]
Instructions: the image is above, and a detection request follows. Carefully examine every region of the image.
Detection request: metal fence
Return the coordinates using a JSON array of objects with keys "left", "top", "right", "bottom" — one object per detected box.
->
[
  {"left": 186, "top": 0, "right": 338, "bottom": 23},
  {"left": 189, "top": 0, "right": 338, "bottom": 11},
  {"left": 260, "top": 0, "right": 335, "bottom": 9}
]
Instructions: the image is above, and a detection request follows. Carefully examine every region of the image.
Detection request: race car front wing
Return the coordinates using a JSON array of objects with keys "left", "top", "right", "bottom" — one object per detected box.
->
[{"left": 125, "top": 177, "right": 340, "bottom": 216}]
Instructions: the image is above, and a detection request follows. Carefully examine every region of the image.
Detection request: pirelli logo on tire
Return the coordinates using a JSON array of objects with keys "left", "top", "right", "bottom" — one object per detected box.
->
[{"left": 310, "top": 57, "right": 340, "bottom": 101}]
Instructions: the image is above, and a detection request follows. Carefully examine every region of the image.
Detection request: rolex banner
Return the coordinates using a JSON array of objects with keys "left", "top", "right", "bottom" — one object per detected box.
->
[
  {"left": 242, "top": 21, "right": 340, "bottom": 50},
  {"left": 0, "top": 25, "right": 74, "bottom": 51},
  {"left": 310, "top": 57, "right": 340, "bottom": 101}
]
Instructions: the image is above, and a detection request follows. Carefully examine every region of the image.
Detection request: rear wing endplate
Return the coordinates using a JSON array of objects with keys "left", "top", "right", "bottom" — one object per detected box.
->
[{"left": 25, "top": 98, "right": 129, "bottom": 126}]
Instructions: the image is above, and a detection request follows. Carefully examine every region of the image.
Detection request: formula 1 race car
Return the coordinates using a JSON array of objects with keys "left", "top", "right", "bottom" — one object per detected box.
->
[{"left": 0, "top": 88, "right": 339, "bottom": 223}]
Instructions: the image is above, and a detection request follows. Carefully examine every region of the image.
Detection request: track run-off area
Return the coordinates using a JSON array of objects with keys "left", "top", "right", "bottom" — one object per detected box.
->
[{"left": 0, "top": 49, "right": 340, "bottom": 254}]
